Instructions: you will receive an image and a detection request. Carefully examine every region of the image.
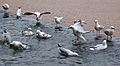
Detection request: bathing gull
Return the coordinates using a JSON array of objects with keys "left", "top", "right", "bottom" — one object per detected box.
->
[
  {"left": 10, "top": 41, "right": 30, "bottom": 50},
  {"left": 90, "top": 40, "right": 107, "bottom": 50},
  {"left": 58, "top": 44, "right": 79, "bottom": 57},
  {"left": 104, "top": 26, "right": 115, "bottom": 41},
  {"left": 54, "top": 16, "right": 63, "bottom": 31},
  {"left": 23, "top": 11, "right": 51, "bottom": 21},
  {"left": 2, "top": 3, "right": 10, "bottom": 18},
  {"left": 2, "top": 3, "right": 9, "bottom": 10},
  {"left": 68, "top": 20, "right": 88, "bottom": 43},
  {"left": 36, "top": 30, "right": 52, "bottom": 39},
  {"left": 1, "top": 29, "right": 12, "bottom": 44},
  {"left": 16, "top": 7, "right": 22, "bottom": 19},
  {"left": 22, "top": 27, "right": 34, "bottom": 36},
  {"left": 94, "top": 20, "right": 104, "bottom": 36}
]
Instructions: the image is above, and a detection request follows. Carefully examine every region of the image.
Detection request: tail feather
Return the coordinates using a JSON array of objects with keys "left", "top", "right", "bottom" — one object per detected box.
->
[{"left": 90, "top": 47, "right": 95, "bottom": 51}]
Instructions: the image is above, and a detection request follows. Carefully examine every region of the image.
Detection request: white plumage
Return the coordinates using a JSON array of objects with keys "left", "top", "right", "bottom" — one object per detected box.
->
[
  {"left": 69, "top": 21, "right": 88, "bottom": 43},
  {"left": 54, "top": 16, "right": 63, "bottom": 24},
  {"left": 94, "top": 20, "right": 104, "bottom": 36},
  {"left": 54, "top": 16, "right": 63, "bottom": 31},
  {"left": 36, "top": 30, "right": 52, "bottom": 39},
  {"left": 70, "top": 20, "right": 89, "bottom": 34},
  {"left": 22, "top": 28, "right": 34, "bottom": 36},
  {"left": 16, "top": 7, "right": 21, "bottom": 17},
  {"left": 10, "top": 41, "right": 29, "bottom": 50},
  {"left": 58, "top": 44, "right": 79, "bottom": 56},
  {"left": 90, "top": 40, "right": 107, "bottom": 50}
]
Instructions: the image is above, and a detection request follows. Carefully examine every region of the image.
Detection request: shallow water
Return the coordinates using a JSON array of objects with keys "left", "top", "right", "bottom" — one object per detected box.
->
[{"left": 0, "top": 11, "right": 120, "bottom": 66}]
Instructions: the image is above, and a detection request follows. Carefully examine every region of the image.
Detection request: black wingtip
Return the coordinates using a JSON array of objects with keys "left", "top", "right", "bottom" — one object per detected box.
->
[
  {"left": 42, "top": 12, "right": 51, "bottom": 14},
  {"left": 58, "top": 44, "right": 61, "bottom": 47},
  {"left": 23, "top": 12, "right": 34, "bottom": 15},
  {"left": 46, "top": 12, "right": 51, "bottom": 14},
  {"left": 4, "top": 29, "right": 7, "bottom": 33}
]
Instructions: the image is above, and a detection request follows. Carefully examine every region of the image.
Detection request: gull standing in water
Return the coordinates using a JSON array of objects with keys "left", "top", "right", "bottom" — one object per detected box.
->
[
  {"left": 16, "top": 7, "right": 22, "bottom": 19},
  {"left": 90, "top": 40, "right": 107, "bottom": 50},
  {"left": 54, "top": 16, "right": 63, "bottom": 31},
  {"left": 58, "top": 44, "right": 79, "bottom": 57},
  {"left": 94, "top": 20, "right": 104, "bottom": 37},
  {"left": 104, "top": 26, "right": 115, "bottom": 41}
]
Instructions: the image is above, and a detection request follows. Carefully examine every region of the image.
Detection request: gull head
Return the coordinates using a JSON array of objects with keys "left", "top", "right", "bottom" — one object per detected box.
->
[
  {"left": 103, "top": 40, "right": 107, "bottom": 43},
  {"left": 94, "top": 19, "right": 98, "bottom": 23},
  {"left": 110, "top": 26, "right": 115, "bottom": 29},
  {"left": 80, "top": 20, "right": 87, "bottom": 26},
  {"left": 102, "top": 40, "right": 107, "bottom": 45},
  {"left": 28, "top": 28, "right": 32, "bottom": 31},
  {"left": 18, "top": 7, "right": 21, "bottom": 9},
  {"left": 36, "top": 30, "right": 41, "bottom": 33}
]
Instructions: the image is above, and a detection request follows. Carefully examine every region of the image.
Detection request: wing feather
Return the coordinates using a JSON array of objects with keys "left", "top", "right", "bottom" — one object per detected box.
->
[
  {"left": 23, "top": 12, "right": 34, "bottom": 15},
  {"left": 39, "top": 12, "right": 51, "bottom": 17}
]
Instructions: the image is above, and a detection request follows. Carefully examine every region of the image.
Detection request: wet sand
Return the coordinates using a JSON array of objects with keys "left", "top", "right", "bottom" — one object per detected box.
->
[{"left": 0, "top": 0, "right": 120, "bottom": 36}]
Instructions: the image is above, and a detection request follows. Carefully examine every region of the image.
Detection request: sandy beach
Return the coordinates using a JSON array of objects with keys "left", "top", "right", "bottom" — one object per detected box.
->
[{"left": 0, "top": 0, "right": 120, "bottom": 36}]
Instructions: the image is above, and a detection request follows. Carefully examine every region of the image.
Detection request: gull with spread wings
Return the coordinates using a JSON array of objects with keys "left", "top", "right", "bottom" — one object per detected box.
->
[{"left": 23, "top": 11, "right": 51, "bottom": 21}]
